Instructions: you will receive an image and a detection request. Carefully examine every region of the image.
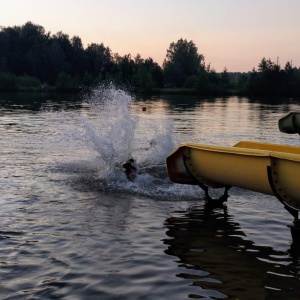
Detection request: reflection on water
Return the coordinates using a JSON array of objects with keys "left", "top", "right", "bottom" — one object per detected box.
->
[
  {"left": 140, "top": 95, "right": 300, "bottom": 147},
  {"left": 164, "top": 203, "right": 300, "bottom": 299},
  {"left": 1, "top": 91, "right": 300, "bottom": 299},
  {"left": 0, "top": 92, "right": 83, "bottom": 111}
]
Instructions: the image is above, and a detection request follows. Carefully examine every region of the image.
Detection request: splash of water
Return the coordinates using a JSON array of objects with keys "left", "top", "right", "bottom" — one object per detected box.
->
[
  {"left": 81, "top": 85, "right": 138, "bottom": 177},
  {"left": 45, "top": 84, "right": 201, "bottom": 200}
]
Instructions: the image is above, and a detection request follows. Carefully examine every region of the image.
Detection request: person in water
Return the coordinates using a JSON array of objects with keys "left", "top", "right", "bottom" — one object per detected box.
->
[{"left": 123, "top": 158, "right": 137, "bottom": 182}]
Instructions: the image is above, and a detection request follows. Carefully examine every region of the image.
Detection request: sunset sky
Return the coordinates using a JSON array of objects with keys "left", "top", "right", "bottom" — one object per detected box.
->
[{"left": 1, "top": 0, "right": 300, "bottom": 72}]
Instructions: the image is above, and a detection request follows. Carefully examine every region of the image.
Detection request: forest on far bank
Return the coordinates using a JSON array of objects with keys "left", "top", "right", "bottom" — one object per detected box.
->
[{"left": 1, "top": 21, "right": 300, "bottom": 97}]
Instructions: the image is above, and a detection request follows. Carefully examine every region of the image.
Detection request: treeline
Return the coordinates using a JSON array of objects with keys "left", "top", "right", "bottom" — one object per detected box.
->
[
  {"left": 238, "top": 58, "right": 300, "bottom": 96},
  {"left": 1, "top": 21, "right": 300, "bottom": 96},
  {"left": 0, "top": 22, "right": 163, "bottom": 93}
]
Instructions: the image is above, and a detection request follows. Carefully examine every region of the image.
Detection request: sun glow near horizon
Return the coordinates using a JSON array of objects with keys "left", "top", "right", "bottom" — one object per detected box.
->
[{"left": 1, "top": 0, "right": 300, "bottom": 72}]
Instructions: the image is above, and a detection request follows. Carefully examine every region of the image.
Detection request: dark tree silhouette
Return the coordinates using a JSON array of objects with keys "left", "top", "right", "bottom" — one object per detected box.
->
[
  {"left": 163, "top": 38, "right": 204, "bottom": 87},
  {"left": 1, "top": 22, "right": 300, "bottom": 96}
]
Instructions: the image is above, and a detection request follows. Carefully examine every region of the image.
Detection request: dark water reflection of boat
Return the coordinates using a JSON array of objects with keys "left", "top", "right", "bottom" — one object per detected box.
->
[{"left": 163, "top": 203, "right": 300, "bottom": 299}]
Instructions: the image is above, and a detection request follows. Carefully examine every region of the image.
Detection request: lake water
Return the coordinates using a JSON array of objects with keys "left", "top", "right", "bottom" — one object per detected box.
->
[{"left": 1, "top": 87, "right": 300, "bottom": 299}]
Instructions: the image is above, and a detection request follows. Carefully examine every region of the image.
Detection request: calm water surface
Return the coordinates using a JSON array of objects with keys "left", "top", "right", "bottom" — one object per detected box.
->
[{"left": 1, "top": 90, "right": 300, "bottom": 299}]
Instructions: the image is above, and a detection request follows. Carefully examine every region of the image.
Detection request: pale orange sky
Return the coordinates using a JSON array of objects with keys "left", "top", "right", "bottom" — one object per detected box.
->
[{"left": 1, "top": 0, "right": 300, "bottom": 72}]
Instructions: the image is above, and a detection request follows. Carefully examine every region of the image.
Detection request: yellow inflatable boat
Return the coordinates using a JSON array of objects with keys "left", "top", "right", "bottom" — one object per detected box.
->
[
  {"left": 166, "top": 113, "right": 300, "bottom": 241},
  {"left": 167, "top": 140, "right": 300, "bottom": 210},
  {"left": 166, "top": 141, "right": 300, "bottom": 243}
]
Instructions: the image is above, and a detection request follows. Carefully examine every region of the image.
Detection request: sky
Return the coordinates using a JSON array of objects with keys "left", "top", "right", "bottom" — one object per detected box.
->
[{"left": 1, "top": 0, "right": 300, "bottom": 72}]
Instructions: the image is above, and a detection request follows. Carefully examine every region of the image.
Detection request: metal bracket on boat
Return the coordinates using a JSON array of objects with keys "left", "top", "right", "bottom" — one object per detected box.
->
[
  {"left": 182, "top": 153, "right": 231, "bottom": 204},
  {"left": 199, "top": 183, "right": 231, "bottom": 205},
  {"left": 267, "top": 165, "right": 300, "bottom": 243},
  {"left": 267, "top": 166, "right": 299, "bottom": 219}
]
